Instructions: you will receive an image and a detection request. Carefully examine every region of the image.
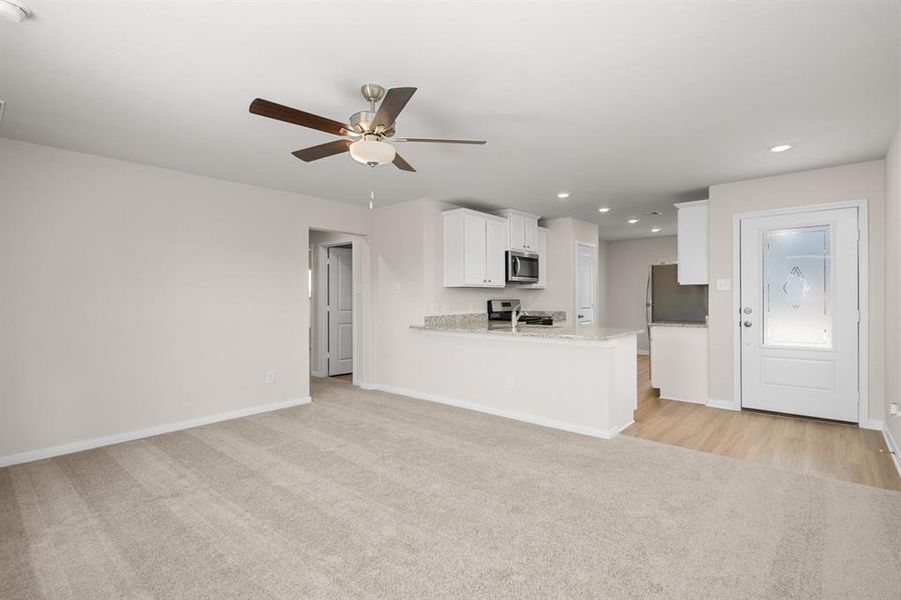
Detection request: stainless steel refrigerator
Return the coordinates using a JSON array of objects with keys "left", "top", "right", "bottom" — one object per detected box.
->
[
  {"left": 645, "top": 263, "right": 708, "bottom": 325},
  {"left": 645, "top": 263, "right": 708, "bottom": 377}
]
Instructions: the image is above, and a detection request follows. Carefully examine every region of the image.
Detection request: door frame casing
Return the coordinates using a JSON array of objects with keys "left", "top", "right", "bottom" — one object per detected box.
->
[
  {"left": 315, "top": 238, "right": 356, "bottom": 382},
  {"left": 574, "top": 241, "right": 598, "bottom": 326},
  {"left": 730, "top": 199, "right": 870, "bottom": 427}
]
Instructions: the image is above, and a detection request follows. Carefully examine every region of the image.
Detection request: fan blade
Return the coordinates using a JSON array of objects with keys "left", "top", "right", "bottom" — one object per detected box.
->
[
  {"left": 392, "top": 152, "right": 416, "bottom": 172},
  {"left": 372, "top": 87, "right": 417, "bottom": 131},
  {"left": 250, "top": 98, "right": 349, "bottom": 136},
  {"left": 394, "top": 137, "right": 486, "bottom": 145},
  {"left": 291, "top": 139, "right": 351, "bottom": 162}
]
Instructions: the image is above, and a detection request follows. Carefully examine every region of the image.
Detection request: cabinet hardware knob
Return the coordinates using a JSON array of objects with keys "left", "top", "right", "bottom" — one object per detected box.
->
[{"left": 743, "top": 321, "right": 752, "bottom": 327}]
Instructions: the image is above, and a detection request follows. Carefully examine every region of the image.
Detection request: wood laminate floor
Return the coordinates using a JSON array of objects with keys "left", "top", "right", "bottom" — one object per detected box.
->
[{"left": 624, "top": 355, "right": 901, "bottom": 491}]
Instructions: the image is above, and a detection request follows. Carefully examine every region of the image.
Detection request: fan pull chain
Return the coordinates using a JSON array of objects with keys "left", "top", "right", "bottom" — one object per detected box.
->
[{"left": 368, "top": 164, "right": 376, "bottom": 210}]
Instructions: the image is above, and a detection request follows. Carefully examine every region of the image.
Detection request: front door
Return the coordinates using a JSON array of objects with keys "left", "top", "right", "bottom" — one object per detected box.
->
[
  {"left": 739, "top": 207, "right": 859, "bottom": 421},
  {"left": 575, "top": 243, "right": 596, "bottom": 326},
  {"left": 327, "top": 246, "right": 353, "bottom": 376}
]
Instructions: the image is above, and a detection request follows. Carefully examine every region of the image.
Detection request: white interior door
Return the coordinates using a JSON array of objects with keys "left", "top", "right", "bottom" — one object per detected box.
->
[
  {"left": 327, "top": 246, "right": 353, "bottom": 376},
  {"left": 739, "top": 207, "right": 859, "bottom": 421},
  {"left": 575, "top": 243, "right": 596, "bottom": 326}
]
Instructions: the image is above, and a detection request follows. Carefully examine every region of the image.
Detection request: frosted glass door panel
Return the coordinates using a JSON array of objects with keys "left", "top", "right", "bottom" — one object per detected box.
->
[{"left": 762, "top": 225, "right": 831, "bottom": 348}]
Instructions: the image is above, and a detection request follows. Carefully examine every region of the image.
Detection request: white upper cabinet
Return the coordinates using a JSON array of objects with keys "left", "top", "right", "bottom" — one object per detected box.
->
[
  {"left": 462, "top": 213, "right": 487, "bottom": 285},
  {"left": 674, "top": 200, "right": 709, "bottom": 285},
  {"left": 485, "top": 218, "right": 507, "bottom": 286},
  {"left": 495, "top": 209, "right": 540, "bottom": 252},
  {"left": 444, "top": 208, "right": 506, "bottom": 288}
]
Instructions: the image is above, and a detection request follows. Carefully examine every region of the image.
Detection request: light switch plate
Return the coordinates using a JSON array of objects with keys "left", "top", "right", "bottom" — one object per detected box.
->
[{"left": 716, "top": 278, "right": 731, "bottom": 291}]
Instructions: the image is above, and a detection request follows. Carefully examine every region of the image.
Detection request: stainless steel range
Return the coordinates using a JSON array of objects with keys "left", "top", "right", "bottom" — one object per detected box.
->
[{"left": 486, "top": 299, "right": 554, "bottom": 326}]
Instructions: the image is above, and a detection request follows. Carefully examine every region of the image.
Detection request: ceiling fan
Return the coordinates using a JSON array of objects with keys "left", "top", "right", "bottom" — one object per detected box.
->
[{"left": 249, "top": 84, "right": 486, "bottom": 173}]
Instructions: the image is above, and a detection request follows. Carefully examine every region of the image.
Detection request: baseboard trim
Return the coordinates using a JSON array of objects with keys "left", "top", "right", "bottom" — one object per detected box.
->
[
  {"left": 0, "top": 397, "right": 312, "bottom": 468},
  {"left": 860, "top": 419, "right": 884, "bottom": 431},
  {"left": 637, "top": 349, "right": 650, "bottom": 356},
  {"left": 371, "top": 383, "right": 627, "bottom": 440},
  {"left": 706, "top": 398, "right": 741, "bottom": 411},
  {"left": 881, "top": 426, "right": 901, "bottom": 480},
  {"left": 660, "top": 395, "right": 706, "bottom": 405}
]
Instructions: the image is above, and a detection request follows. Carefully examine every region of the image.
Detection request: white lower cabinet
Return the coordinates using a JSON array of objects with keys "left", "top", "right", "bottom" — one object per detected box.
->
[
  {"left": 649, "top": 325, "right": 708, "bottom": 404},
  {"left": 444, "top": 208, "right": 506, "bottom": 287}
]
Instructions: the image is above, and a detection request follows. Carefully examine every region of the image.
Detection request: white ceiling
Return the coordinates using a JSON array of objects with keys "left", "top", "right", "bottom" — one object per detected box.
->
[{"left": 0, "top": 1, "right": 897, "bottom": 240}]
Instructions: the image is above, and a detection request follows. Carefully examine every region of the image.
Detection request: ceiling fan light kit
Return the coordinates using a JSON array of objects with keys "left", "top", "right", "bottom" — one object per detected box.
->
[
  {"left": 349, "top": 136, "right": 396, "bottom": 166},
  {"left": 0, "top": 0, "right": 29, "bottom": 22},
  {"left": 249, "top": 82, "right": 486, "bottom": 174}
]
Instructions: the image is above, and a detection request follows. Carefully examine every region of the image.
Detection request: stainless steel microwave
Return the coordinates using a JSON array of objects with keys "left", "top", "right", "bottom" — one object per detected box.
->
[{"left": 506, "top": 250, "right": 539, "bottom": 283}]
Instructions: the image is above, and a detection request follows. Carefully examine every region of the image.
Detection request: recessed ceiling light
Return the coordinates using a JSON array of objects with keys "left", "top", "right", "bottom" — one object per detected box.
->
[
  {"left": 0, "top": 0, "right": 29, "bottom": 22},
  {"left": 598, "top": 207, "right": 610, "bottom": 213},
  {"left": 651, "top": 227, "right": 662, "bottom": 233},
  {"left": 628, "top": 218, "right": 640, "bottom": 224},
  {"left": 770, "top": 144, "right": 792, "bottom": 153},
  {"left": 556, "top": 192, "right": 571, "bottom": 199}
]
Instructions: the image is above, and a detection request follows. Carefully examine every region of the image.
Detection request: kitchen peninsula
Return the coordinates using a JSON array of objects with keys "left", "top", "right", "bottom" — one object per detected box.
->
[{"left": 404, "top": 316, "right": 640, "bottom": 439}]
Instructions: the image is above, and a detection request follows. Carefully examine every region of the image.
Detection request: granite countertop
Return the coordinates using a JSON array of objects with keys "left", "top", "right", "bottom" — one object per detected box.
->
[
  {"left": 649, "top": 321, "right": 708, "bottom": 328},
  {"left": 410, "top": 322, "right": 642, "bottom": 342}
]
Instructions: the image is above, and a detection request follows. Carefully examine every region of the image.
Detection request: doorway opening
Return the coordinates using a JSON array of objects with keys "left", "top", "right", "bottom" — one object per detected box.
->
[
  {"left": 310, "top": 230, "right": 358, "bottom": 385},
  {"left": 575, "top": 242, "right": 597, "bottom": 326}
]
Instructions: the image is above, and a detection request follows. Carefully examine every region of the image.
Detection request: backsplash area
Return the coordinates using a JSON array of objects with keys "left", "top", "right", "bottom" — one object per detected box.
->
[{"left": 424, "top": 310, "right": 567, "bottom": 328}]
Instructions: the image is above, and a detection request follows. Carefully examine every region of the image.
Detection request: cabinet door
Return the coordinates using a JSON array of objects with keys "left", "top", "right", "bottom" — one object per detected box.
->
[
  {"left": 677, "top": 204, "right": 709, "bottom": 284},
  {"left": 508, "top": 213, "right": 526, "bottom": 250},
  {"left": 463, "top": 214, "right": 487, "bottom": 285},
  {"left": 522, "top": 216, "right": 538, "bottom": 251},
  {"left": 486, "top": 219, "right": 506, "bottom": 287}
]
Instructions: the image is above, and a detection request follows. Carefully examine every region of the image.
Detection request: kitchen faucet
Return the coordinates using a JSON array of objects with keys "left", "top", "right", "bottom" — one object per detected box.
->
[{"left": 511, "top": 303, "right": 523, "bottom": 331}]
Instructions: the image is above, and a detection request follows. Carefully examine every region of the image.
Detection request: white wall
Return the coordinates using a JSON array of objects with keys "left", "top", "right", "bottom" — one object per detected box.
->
[
  {"left": 884, "top": 73, "right": 901, "bottom": 449},
  {"left": 605, "top": 236, "right": 678, "bottom": 352},
  {"left": 529, "top": 217, "right": 600, "bottom": 323},
  {"left": 0, "top": 139, "right": 370, "bottom": 460},
  {"left": 597, "top": 239, "right": 608, "bottom": 326},
  {"left": 707, "top": 160, "right": 886, "bottom": 422}
]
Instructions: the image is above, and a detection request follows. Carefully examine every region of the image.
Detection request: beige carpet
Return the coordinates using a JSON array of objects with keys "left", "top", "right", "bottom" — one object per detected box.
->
[{"left": 2, "top": 378, "right": 900, "bottom": 600}]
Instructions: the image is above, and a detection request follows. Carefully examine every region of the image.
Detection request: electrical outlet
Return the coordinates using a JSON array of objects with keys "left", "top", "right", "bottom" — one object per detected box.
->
[
  {"left": 890, "top": 403, "right": 901, "bottom": 417},
  {"left": 716, "top": 278, "right": 731, "bottom": 291},
  {"left": 505, "top": 375, "right": 515, "bottom": 389},
  {"left": 265, "top": 370, "right": 276, "bottom": 385}
]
